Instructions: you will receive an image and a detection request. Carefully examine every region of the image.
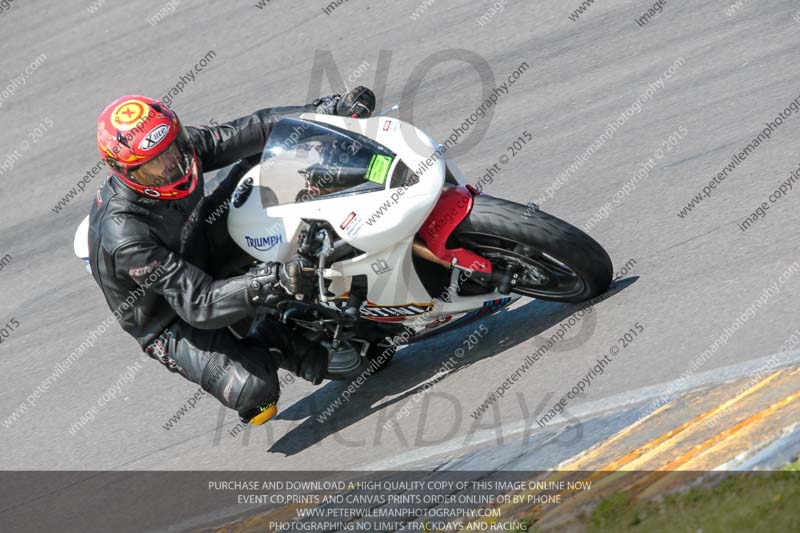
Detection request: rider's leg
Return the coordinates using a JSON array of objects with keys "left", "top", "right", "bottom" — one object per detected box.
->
[
  {"left": 248, "top": 316, "right": 328, "bottom": 385},
  {"left": 145, "top": 319, "right": 281, "bottom": 425}
]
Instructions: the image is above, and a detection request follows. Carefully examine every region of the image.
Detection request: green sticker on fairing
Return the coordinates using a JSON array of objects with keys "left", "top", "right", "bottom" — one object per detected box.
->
[{"left": 366, "top": 154, "right": 393, "bottom": 185}]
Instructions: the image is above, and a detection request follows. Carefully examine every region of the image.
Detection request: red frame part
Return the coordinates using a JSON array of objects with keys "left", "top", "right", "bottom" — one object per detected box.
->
[{"left": 418, "top": 186, "right": 492, "bottom": 274}]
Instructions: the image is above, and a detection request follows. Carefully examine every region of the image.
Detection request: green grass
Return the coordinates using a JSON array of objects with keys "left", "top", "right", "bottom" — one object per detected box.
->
[
  {"left": 780, "top": 458, "right": 800, "bottom": 472},
  {"left": 526, "top": 462, "right": 800, "bottom": 532}
]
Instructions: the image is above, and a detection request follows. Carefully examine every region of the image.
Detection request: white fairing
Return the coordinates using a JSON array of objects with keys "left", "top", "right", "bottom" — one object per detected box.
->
[
  {"left": 228, "top": 115, "right": 442, "bottom": 253},
  {"left": 227, "top": 114, "right": 517, "bottom": 327},
  {"left": 74, "top": 215, "right": 91, "bottom": 273}
]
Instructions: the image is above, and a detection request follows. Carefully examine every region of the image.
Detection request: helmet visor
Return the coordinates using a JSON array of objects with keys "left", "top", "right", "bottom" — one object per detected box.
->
[{"left": 129, "top": 127, "right": 194, "bottom": 188}]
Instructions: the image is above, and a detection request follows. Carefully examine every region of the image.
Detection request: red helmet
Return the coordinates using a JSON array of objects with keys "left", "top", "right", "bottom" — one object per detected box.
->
[{"left": 97, "top": 95, "right": 198, "bottom": 200}]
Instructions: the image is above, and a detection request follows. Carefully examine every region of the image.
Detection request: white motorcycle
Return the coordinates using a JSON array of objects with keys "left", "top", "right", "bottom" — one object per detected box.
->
[{"left": 76, "top": 112, "right": 613, "bottom": 379}]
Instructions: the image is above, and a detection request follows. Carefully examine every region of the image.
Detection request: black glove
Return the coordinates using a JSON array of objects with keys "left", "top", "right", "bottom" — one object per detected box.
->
[
  {"left": 313, "top": 94, "right": 341, "bottom": 115},
  {"left": 336, "top": 86, "right": 376, "bottom": 118},
  {"left": 312, "top": 86, "right": 376, "bottom": 118},
  {"left": 246, "top": 262, "right": 282, "bottom": 306},
  {"left": 278, "top": 256, "right": 316, "bottom": 296},
  {"left": 246, "top": 258, "right": 316, "bottom": 306}
]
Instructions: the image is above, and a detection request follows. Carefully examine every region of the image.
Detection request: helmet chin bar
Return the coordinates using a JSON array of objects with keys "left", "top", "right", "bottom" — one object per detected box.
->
[{"left": 116, "top": 155, "right": 198, "bottom": 200}]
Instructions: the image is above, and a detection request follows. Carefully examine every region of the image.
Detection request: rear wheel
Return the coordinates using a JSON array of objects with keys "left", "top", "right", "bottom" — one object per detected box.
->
[{"left": 452, "top": 194, "right": 612, "bottom": 302}]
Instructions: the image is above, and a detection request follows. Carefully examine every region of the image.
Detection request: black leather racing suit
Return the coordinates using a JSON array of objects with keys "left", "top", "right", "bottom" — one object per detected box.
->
[{"left": 88, "top": 104, "right": 317, "bottom": 416}]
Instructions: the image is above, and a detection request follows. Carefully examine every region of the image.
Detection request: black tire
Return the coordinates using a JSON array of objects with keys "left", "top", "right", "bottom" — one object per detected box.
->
[{"left": 452, "top": 194, "right": 612, "bottom": 302}]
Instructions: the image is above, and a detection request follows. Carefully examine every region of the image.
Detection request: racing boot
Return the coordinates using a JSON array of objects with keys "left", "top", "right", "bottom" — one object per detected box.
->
[
  {"left": 275, "top": 334, "right": 329, "bottom": 385},
  {"left": 250, "top": 317, "right": 329, "bottom": 385},
  {"left": 239, "top": 400, "right": 279, "bottom": 426}
]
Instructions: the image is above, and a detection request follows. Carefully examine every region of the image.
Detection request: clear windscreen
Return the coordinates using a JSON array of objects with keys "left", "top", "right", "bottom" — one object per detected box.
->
[{"left": 259, "top": 118, "right": 397, "bottom": 205}]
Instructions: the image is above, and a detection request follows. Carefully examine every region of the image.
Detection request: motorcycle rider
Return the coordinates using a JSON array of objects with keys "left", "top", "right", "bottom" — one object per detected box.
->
[{"left": 88, "top": 87, "right": 376, "bottom": 425}]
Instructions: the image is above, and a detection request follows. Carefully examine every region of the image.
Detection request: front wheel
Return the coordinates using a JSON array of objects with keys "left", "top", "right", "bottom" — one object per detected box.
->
[{"left": 452, "top": 194, "right": 612, "bottom": 302}]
